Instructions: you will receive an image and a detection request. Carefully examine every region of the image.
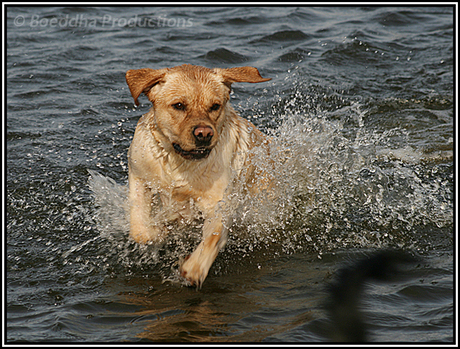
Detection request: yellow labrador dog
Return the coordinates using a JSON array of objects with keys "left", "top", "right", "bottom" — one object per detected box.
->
[{"left": 125, "top": 64, "right": 271, "bottom": 287}]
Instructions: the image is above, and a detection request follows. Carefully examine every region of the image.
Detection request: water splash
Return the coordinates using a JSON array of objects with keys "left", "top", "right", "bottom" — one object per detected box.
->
[{"left": 85, "top": 90, "right": 452, "bottom": 278}]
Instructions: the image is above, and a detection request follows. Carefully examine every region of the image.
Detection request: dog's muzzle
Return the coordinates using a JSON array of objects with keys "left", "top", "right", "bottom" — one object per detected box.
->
[{"left": 173, "top": 143, "right": 212, "bottom": 160}]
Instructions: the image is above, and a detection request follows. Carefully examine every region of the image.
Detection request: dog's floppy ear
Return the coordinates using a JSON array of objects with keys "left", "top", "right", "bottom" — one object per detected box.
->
[
  {"left": 126, "top": 68, "right": 167, "bottom": 106},
  {"left": 215, "top": 67, "right": 271, "bottom": 86}
]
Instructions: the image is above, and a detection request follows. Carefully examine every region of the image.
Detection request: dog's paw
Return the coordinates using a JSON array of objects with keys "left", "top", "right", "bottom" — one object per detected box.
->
[
  {"left": 130, "top": 224, "right": 166, "bottom": 244},
  {"left": 179, "top": 254, "right": 208, "bottom": 289}
]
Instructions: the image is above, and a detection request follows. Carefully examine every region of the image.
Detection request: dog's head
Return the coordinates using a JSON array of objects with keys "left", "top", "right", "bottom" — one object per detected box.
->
[{"left": 126, "top": 64, "right": 270, "bottom": 160}]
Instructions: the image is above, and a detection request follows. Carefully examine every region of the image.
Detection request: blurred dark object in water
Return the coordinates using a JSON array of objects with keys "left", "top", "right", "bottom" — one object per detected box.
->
[{"left": 325, "top": 249, "right": 419, "bottom": 343}]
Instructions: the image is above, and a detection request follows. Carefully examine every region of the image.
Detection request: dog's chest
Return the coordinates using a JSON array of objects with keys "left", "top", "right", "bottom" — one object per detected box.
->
[{"left": 159, "top": 162, "right": 232, "bottom": 212}]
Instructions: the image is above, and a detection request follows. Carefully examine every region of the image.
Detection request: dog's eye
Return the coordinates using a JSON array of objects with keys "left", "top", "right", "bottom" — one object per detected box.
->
[
  {"left": 210, "top": 103, "right": 221, "bottom": 112},
  {"left": 172, "top": 102, "right": 186, "bottom": 111}
]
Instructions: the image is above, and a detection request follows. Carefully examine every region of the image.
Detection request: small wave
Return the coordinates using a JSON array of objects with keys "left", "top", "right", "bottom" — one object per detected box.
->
[
  {"left": 277, "top": 48, "right": 312, "bottom": 63},
  {"left": 253, "top": 30, "right": 311, "bottom": 44},
  {"left": 201, "top": 48, "right": 250, "bottom": 64}
]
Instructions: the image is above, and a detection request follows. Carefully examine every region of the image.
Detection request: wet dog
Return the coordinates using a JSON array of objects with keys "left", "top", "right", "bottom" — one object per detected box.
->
[{"left": 125, "top": 64, "right": 271, "bottom": 287}]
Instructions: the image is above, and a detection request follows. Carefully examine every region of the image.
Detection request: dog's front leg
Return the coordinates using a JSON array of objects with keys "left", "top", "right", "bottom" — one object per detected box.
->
[
  {"left": 180, "top": 211, "right": 228, "bottom": 288},
  {"left": 128, "top": 173, "right": 164, "bottom": 244}
]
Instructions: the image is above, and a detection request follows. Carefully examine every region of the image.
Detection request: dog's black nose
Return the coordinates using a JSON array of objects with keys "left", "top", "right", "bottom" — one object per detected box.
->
[{"left": 193, "top": 125, "right": 214, "bottom": 145}]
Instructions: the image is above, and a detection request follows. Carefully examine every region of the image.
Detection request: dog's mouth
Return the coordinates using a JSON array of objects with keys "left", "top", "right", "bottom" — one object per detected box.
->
[{"left": 173, "top": 143, "right": 212, "bottom": 160}]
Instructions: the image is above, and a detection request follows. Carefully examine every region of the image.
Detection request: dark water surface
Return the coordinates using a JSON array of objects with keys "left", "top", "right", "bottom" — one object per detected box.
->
[{"left": 6, "top": 6, "right": 454, "bottom": 343}]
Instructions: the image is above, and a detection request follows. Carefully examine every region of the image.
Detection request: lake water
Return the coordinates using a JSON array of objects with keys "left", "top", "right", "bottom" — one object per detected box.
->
[{"left": 6, "top": 5, "right": 454, "bottom": 343}]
